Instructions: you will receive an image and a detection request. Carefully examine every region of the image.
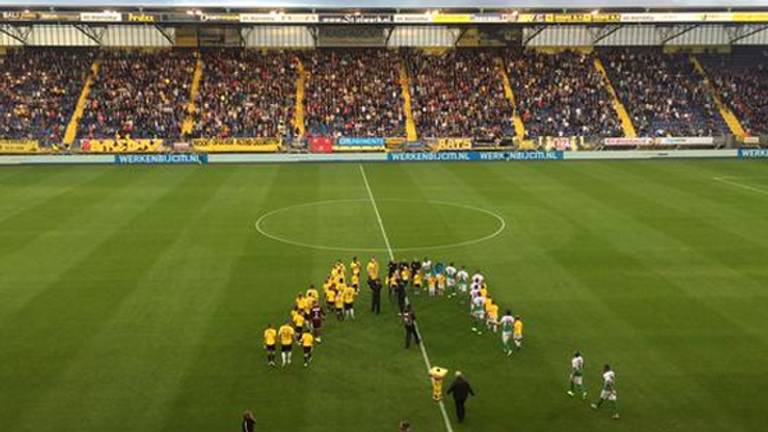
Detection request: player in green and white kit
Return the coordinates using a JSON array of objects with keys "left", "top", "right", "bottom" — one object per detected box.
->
[
  {"left": 499, "top": 311, "right": 515, "bottom": 356},
  {"left": 567, "top": 352, "right": 587, "bottom": 399},
  {"left": 591, "top": 364, "right": 619, "bottom": 419}
]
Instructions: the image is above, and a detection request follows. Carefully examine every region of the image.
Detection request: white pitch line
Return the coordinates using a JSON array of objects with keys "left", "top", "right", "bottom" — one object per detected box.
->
[
  {"left": 358, "top": 164, "right": 455, "bottom": 432},
  {"left": 713, "top": 176, "right": 768, "bottom": 196}
]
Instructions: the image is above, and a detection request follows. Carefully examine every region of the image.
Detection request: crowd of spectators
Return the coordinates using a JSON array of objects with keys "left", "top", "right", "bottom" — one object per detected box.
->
[
  {"left": 506, "top": 50, "right": 622, "bottom": 138},
  {"left": 702, "top": 50, "right": 768, "bottom": 136},
  {"left": 601, "top": 49, "right": 728, "bottom": 137},
  {"left": 79, "top": 49, "right": 194, "bottom": 140},
  {"left": 407, "top": 50, "right": 513, "bottom": 140},
  {"left": 304, "top": 49, "right": 405, "bottom": 138},
  {"left": 193, "top": 49, "right": 297, "bottom": 139},
  {"left": 0, "top": 48, "right": 95, "bottom": 145}
]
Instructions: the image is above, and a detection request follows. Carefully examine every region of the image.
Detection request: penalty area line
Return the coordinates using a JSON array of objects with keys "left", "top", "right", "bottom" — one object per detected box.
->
[{"left": 358, "top": 164, "right": 455, "bottom": 432}]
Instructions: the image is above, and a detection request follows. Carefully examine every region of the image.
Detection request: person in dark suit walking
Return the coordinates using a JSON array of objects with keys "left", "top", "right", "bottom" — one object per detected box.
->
[
  {"left": 403, "top": 305, "right": 420, "bottom": 348},
  {"left": 446, "top": 371, "right": 475, "bottom": 423},
  {"left": 369, "top": 277, "right": 382, "bottom": 314}
]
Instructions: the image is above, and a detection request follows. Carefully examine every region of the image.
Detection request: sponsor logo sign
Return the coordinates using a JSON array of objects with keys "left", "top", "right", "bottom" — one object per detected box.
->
[
  {"left": 738, "top": 148, "right": 768, "bottom": 158},
  {"left": 80, "top": 12, "right": 122, "bottom": 22},
  {"left": 387, "top": 151, "right": 563, "bottom": 162},
  {"left": 114, "top": 153, "right": 207, "bottom": 164}
]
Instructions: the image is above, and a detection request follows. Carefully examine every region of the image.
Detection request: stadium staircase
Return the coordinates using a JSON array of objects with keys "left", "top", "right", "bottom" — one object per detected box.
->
[
  {"left": 398, "top": 60, "right": 418, "bottom": 141},
  {"left": 495, "top": 57, "right": 528, "bottom": 144},
  {"left": 293, "top": 56, "right": 308, "bottom": 136},
  {"left": 593, "top": 57, "right": 637, "bottom": 138},
  {"left": 690, "top": 56, "right": 747, "bottom": 138},
  {"left": 181, "top": 54, "right": 204, "bottom": 136},
  {"left": 63, "top": 58, "right": 101, "bottom": 146}
]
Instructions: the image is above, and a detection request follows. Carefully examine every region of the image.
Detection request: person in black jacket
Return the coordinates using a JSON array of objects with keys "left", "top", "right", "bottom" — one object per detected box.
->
[
  {"left": 369, "top": 277, "right": 382, "bottom": 314},
  {"left": 403, "top": 305, "right": 420, "bottom": 348},
  {"left": 241, "top": 411, "right": 255, "bottom": 432},
  {"left": 446, "top": 371, "right": 475, "bottom": 423}
]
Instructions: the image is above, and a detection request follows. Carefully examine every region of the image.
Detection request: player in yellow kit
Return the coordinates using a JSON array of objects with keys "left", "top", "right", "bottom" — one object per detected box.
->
[
  {"left": 413, "top": 271, "right": 423, "bottom": 295},
  {"left": 306, "top": 284, "right": 319, "bottom": 304},
  {"left": 291, "top": 307, "right": 305, "bottom": 340},
  {"left": 367, "top": 257, "right": 379, "bottom": 281},
  {"left": 278, "top": 322, "right": 295, "bottom": 366},
  {"left": 485, "top": 299, "right": 499, "bottom": 333},
  {"left": 301, "top": 331, "right": 315, "bottom": 367},
  {"left": 436, "top": 272, "right": 446, "bottom": 296},
  {"left": 350, "top": 272, "right": 360, "bottom": 293},
  {"left": 400, "top": 265, "right": 411, "bottom": 287},
  {"left": 334, "top": 286, "right": 345, "bottom": 320},
  {"left": 513, "top": 316, "right": 524, "bottom": 351},
  {"left": 350, "top": 257, "right": 361, "bottom": 278},
  {"left": 343, "top": 284, "right": 357, "bottom": 320},
  {"left": 427, "top": 273, "right": 437, "bottom": 296},
  {"left": 263, "top": 323, "right": 277, "bottom": 367}
]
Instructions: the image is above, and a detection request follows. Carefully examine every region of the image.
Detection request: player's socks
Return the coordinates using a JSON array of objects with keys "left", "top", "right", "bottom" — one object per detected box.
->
[
  {"left": 287, "top": 352, "right": 292, "bottom": 364},
  {"left": 350, "top": 310, "right": 355, "bottom": 319}
]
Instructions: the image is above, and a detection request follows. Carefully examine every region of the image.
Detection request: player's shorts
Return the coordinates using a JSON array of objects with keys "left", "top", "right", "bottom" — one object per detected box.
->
[
  {"left": 458, "top": 283, "right": 468, "bottom": 293},
  {"left": 266, "top": 344, "right": 276, "bottom": 352},
  {"left": 312, "top": 319, "right": 322, "bottom": 329},
  {"left": 473, "top": 310, "right": 485, "bottom": 320},
  {"left": 344, "top": 302, "right": 353, "bottom": 311},
  {"left": 600, "top": 390, "right": 617, "bottom": 401},
  {"left": 414, "top": 283, "right": 422, "bottom": 289},
  {"left": 513, "top": 333, "right": 523, "bottom": 341},
  {"left": 502, "top": 331, "right": 512, "bottom": 343},
  {"left": 281, "top": 344, "right": 292, "bottom": 352},
  {"left": 571, "top": 375, "right": 583, "bottom": 385},
  {"left": 295, "top": 326, "right": 303, "bottom": 334},
  {"left": 447, "top": 278, "right": 456, "bottom": 287},
  {"left": 335, "top": 306, "right": 343, "bottom": 313},
  {"left": 487, "top": 317, "right": 498, "bottom": 325},
  {"left": 303, "top": 346, "right": 312, "bottom": 354}
]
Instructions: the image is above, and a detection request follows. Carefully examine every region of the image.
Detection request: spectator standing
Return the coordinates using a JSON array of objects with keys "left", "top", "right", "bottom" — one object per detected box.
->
[
  {"left": 369, "top": 277, "right": 382, "bottom": 314},
  {"left": 446, "top": 371, "right": 475, "bottom": 423}
]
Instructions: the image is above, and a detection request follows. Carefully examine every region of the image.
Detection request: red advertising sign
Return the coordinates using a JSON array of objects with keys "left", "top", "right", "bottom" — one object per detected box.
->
[{"left": 309, "top": 136, "right": 333, "bottom": 153}]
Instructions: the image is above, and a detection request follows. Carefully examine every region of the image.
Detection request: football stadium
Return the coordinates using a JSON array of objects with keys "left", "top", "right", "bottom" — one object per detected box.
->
[{"left": 1, "top": 0, "right": 767, "bottom": 430}]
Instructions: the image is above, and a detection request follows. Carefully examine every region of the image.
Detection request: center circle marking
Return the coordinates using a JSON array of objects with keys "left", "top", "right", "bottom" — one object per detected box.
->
[{"left": 254, "top": 198, "right": 506, "bottom": 253}]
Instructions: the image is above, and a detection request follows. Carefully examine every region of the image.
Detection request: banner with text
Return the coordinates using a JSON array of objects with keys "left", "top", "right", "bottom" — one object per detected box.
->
[
  {"left": 114, "top": 154, "right": 208, "bottom": 165},
  {"left": 191, "top": 138, "right": 281, "bottom": 153},
  {"left": 388, "top": 151, "right": 563, "bottom": 162},
  {"left": 0, "top": 140, "right": 40, "bottom": 154}
]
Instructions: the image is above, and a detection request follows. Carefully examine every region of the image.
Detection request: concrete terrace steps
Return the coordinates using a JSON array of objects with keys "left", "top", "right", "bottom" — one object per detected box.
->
[
  {"left": 495, "top": 57, "right": 528, "bottom": 143},
  {"left": 398, "top": 58, "right": 418, "bottom": 142},
  {"left": 593, "top": 57, "right": 637, "bottom": 138},
  {"left": 294, "top": 56, "right": 307, "bottom": 136},
  {"left": 691, "top": 55, "right": 747, "bottom": 138},
  {"left": 181, "top": 54, "right": 204, "bottom": 137},
  {"left": 64, "top": 58, "right": 101, "bottom": 145}
]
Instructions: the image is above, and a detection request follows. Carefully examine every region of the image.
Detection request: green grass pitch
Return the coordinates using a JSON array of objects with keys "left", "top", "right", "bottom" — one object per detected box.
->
[{"left": 0, "top": 160, "right": 766, "bottom": 432}]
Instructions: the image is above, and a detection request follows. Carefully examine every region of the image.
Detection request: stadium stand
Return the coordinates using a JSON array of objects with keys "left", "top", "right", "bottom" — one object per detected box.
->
[
  {"left": 700, "top": 49, "right": 768, "bottom": 136},
  {"left": 407, "top": 49, "right": 514, "bottom": 140},
  {"left": 505, "top": 49, "right": 623, "bottom": 139},
  {"left": 601, "top": 49, "right": 729, "bottom": 137},
  {"left": 304, "top": 49, "right": 405, "bottom": 138},
  {"left": 0, "top": 48, "right": 95, "bottom": 146},
  {"left": 78, "top": 49, "right": 195, "bottom": 140},
  {"left": 192, "top": 49, "right": 297, "bottom": 139}
]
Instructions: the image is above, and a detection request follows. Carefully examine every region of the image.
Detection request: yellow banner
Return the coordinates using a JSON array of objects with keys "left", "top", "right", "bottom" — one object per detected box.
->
[
  {"left": 733, "top": 12, "right": 768, "bottom": 22},
  {"left": 191, "top": 137, "right": 281, "bottom": 153},
  {"left": 82, "top": 138, "right": 164, "bottom": 153},
  {"left": 434, "top": 138, "right": 472, "bottom": 151},
  {"left": 433, "top": 14, "right": 472, "bottom": 23},
  {"left": 0, "top": 140, "right": 40, "bottom": 154}
]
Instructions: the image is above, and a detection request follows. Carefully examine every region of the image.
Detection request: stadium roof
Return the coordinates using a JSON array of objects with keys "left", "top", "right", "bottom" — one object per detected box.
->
[{"left": 2, "top": 0, "right": 768, "bottom": 9}]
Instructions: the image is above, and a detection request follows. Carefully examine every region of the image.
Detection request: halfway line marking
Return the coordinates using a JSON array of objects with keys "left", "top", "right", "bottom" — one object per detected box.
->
[
  {"left": 358, "top": 164, "right": 455, "bottom": 432},
  {"left": 713, "top": 176, "right": 768, "bottom": 196}
]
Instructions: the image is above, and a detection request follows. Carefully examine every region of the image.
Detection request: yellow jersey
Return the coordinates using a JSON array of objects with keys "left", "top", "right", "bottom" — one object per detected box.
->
[
  {"left": 367, "top": 260, "right": 379, "bottom": 279},
  {"left": 351, "top": 273, "right": 360, "bottom": 287},
  {"left": 488, "top": 303, "right": 499, "bottom": 320},
  {"left": 291, "top": 310, "right": 305, "bottom": 328},
  {"left": 334, "top": 292, "right": 345, "bottom": 308},
  {"left": 296, "top": 296, "right": 308, "bottom": 312},
  {"left": 427, "top": 275, "right": 436, "bottom": 288},
  {"left": 414, "top": 273, "right": 423, "bottom": 285},
  {"left": 350, "top": 260, "right": 361, "bottom": 275},
  {"left": 307, "top": 288, "right": 319, "bottom": 300},
  {"left": 264, "top": 328, "right": 277, "bottom": 346},
  {"left": 480, "top": 287, "right": 488, "bottom": 299},
  {"left": 401, "top": 267, "right": 411, "bottom": 281},
  {"left": 278, "top": 325, "right": 295, "bottom": 345},
  {"left": 301, "top": 332, "right": 314, "bottom": 348},
  {"left": 514, "top": 320, "right": 523, "bottom": 336},
  {"left": 343, "top": 286, "right": 356, "bottom": 304},
  {"left": 436, "top": 274, "right": 446, "bottom": 287},
  {"left": 326, "top": 289, "right": 337, "bottom": 302}
]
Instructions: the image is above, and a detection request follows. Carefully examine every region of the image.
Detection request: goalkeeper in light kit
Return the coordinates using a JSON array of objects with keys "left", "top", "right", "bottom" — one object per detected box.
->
[
  {"left": 499, "top": 311, "right": 515, "bottom": 355},
  {"left": 591, "top": 364, "right": 619, "bottom": 419},
  {"left": 567, "top": 352, "right": 587, "bottom": 399}
]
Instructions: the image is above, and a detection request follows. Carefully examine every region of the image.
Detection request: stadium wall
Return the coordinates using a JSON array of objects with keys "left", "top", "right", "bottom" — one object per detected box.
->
[{"left": 0, "top": 149, "right": 746, "bottom": 165}]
